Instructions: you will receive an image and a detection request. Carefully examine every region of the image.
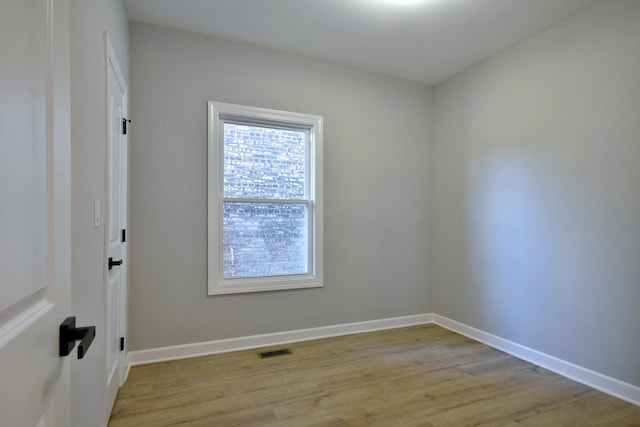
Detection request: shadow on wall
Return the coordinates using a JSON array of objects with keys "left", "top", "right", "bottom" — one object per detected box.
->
[{"left": 467, "top": 147, "right": 594, "bottom": 343}]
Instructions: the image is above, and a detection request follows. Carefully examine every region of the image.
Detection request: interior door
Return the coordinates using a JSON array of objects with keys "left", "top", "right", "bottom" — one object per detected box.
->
[
  {"left": 0, "top": 0, "right": 72, "bottom": 426},
  {"left": 104, "top": 35, "right": 128, "bottom": 418}
]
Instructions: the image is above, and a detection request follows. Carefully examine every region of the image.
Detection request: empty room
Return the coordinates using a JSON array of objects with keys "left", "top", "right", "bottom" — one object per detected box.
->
[{"left": 1, "top": 0, "right": 639, "bottom": 426}]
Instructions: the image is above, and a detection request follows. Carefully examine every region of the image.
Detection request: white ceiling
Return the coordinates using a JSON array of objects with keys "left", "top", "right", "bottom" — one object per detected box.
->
[{"left": 124, "top": 0, "right": 601, "bottom": 85}]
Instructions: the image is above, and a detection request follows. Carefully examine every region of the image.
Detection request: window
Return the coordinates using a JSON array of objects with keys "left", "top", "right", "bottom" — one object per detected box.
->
[{"left": 208, "top": 102, "right": 323, "bottom": 295}]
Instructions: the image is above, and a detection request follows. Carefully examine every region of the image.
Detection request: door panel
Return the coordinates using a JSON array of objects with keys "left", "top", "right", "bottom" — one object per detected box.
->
[
  {"left": 109, "top": 96, "right": 122, "bottom": 248},
  {"left": 107, "top": 274, "right": 120, "bottom": 382},
  {"left": 0, "top": 0, "right": 71, "bottom": 426},
  {"left": 105, "top": 36, "right": 128, "bottom": 419},
  {"left": 0, "top": 0, "right": 47, "bottom": 315}
]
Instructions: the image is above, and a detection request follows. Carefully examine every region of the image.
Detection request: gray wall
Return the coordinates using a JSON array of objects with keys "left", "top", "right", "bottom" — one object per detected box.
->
[
  {"left": 70, "top": 0, "right": 128, "bottom": 425},
  {"left": 431, "top": 0, "right": 640, "bottom": 387},
  {"left": 128, "top": 23, "right": 432, "bottom": 350}
]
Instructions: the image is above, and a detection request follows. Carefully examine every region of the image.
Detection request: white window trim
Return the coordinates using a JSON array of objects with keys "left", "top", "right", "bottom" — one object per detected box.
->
[{"left": 207, "top": 101, "right": 324, "bottom": 295}]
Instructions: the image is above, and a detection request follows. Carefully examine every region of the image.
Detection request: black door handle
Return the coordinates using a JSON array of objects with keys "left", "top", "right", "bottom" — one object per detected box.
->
[
  {"left": 109, "top": 257, "right": 123, "bottom": 270},
  {"left": 60, "top": 317, "right": 95, "bottom": 359}
]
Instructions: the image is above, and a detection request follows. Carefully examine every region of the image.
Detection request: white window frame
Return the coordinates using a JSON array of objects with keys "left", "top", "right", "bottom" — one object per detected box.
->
[{"left": 207, "top": 101, "right": 324, "bottom": 295}]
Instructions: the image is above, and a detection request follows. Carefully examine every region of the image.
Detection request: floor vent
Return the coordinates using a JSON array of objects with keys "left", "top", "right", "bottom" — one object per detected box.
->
[{"left": 258, "top": 348, "right": 292, "bottom": 359}]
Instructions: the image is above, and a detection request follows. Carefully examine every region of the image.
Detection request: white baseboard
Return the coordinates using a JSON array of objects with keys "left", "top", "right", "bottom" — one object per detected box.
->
[
  {"left": 124, "top": 312, "right": 639, "bottom": 407},
  {"left": 431, "top": 314, "right": 640, "bottom": 407},
  {"left": 128, "top": 313, "right": 433, "bottom": 366}
]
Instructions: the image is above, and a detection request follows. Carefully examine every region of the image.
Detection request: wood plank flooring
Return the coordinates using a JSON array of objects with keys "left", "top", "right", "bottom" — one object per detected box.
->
[{"left": 108, "top": 325, "right": 640, "bottom": 426}]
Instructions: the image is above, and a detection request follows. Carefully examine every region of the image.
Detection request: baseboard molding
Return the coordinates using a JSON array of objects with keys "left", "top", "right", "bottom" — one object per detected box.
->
[
  {"left": 124, "top": 312, "right": 639, "bottom": 407},
  {"left": 128, "top": 313, "right": 434, "bottom": 366},
  {"left": 431, "top": 314, "right": 640, "bottom": 407}
]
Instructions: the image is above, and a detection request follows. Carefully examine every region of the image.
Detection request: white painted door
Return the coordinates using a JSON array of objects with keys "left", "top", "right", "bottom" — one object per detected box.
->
[
  {"left": 0, "top": 0, "right": 72, "bottom": 426},
  {"left": 104, "top": 35, "right": 128, "bottom": 418}
]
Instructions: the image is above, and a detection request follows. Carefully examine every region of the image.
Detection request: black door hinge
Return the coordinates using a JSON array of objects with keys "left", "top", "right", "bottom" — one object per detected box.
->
[
  {"left": 122, "top": 118, "right": 131, "bottom": 135},
  {"left": 121, "top": 229, "right": 126, "bottom": 243},
  {"left": 120, "top": 337, "right": 125, "bottom": 352}
]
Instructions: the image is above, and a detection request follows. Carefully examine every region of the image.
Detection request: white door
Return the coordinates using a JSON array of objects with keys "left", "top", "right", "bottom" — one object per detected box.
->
[
  {"left": 0, "top": 1, "right": 72, "bottom": 427},
  {"left": 104, "top": 35, "right": 128, "bottom": 418}
]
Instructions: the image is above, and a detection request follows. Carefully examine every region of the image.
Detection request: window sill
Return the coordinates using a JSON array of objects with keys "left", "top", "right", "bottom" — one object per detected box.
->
[{"left": 208, "top": 278, "right": 323, "bottom": 295}]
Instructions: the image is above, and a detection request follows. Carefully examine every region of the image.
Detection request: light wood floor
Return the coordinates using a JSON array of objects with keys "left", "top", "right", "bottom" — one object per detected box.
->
[{"left": 108, "top": 325, "right": 640, "bottom": 426}]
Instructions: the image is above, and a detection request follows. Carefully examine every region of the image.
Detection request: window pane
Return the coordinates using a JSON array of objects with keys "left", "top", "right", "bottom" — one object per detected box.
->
[
  {"left": 223, "top": 123, "right": 306, "bottom": 199},
  {"left": 223, "top": 202, "right": 308, "bottom": 278}
]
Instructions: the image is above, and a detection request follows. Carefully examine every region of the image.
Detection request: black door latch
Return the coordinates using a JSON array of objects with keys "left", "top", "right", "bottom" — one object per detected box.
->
[
  {"left": 60, "top": 317, "right": 95, "bottom": 359},
  {"left": 109, "top": 257, "right": 123, "bottom": 270}
]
